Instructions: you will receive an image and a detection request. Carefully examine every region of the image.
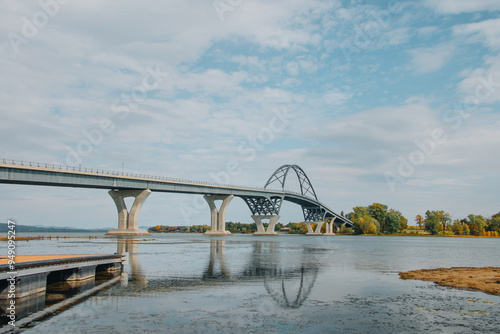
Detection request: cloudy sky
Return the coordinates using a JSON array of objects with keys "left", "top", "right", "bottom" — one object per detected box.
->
[{"left": 1, "top": 0, "right": 499, "bottom": 229}]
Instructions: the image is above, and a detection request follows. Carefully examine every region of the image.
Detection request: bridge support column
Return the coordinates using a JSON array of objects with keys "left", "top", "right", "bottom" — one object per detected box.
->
[
  {"left": 203, "top": 240, "right": 230, "bottom": 278},
  {"left": 203, "top": 195, "right": 233, "bottom": 236},
  {"left": 252, "top": 215, "right": 280, "bottom": 235},
  {"left": 305, "top": 221, "right": 324, "bottom": 235},
  {"left": 324, "top": 220, "right": 336, "bottom": 235},
  {"left": 106, "top": 189, "right": 151, "bottom": 236}
]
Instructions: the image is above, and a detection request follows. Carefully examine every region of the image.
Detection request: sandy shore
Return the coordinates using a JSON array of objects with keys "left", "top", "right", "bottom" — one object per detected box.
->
[{"left": 400, "top": 267, "right": 500, "bottom": 296}]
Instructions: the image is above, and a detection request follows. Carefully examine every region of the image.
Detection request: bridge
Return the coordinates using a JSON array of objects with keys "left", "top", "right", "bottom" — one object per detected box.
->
[{"left": 0, "top": 160, "right": 353, "bottom": 236}]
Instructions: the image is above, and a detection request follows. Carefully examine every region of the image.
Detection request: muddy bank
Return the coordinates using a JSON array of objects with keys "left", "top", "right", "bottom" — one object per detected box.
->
[{"left": 400, "top": 267, "right": 500, "bottom": 296}]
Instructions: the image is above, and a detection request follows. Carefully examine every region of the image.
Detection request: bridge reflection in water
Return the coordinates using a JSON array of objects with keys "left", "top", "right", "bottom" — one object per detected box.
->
[{"left": 120, "top": 238, "right": 320, "bottom": 310}]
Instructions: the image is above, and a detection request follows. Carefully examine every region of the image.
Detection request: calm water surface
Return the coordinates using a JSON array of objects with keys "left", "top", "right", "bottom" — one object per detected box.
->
[{"left": 10, "top": 234, "right": 500, "bottom": 333}]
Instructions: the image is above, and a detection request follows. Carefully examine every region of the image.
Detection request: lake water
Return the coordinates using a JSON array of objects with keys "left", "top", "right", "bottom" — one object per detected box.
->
[{"left": 6, "top": 233, "right": 500, "bottom": 333}]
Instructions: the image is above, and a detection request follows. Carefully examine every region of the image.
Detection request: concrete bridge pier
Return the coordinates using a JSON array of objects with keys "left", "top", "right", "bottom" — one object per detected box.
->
[
  {"left": 305, "top": 221, "right": 324, "bottom": 235},
  {"left": 106, "top": 189, "right": 151, "bottom": 236},
  {"left": 204, "top": 240, "right": 230, "bottom": 278},
  {"left": 324, "top": 220, "right": 336, "bottom": 235},
  {"left": 252, "top": 215, "right": 280, "bottom": 235},
  {"left": 203, "top": 194, "right": 233, "bottom": 235}
]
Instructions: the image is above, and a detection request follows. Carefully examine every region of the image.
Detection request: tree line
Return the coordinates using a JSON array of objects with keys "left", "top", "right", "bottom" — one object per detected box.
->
[
  {"left": 347, "top": 203, "right": 407, "bottom": 234},
  {"left": 148, "top": 204, "right": 499, "bottom": 237},
  {"left": 148, "top": 222, "right": 284, "bottom": 234},
  {"left": 415, "top": 210, "right": 500, "bottom": 236},
  {"left": 347, "top": 203, "right": 500, "bottom": 237}
]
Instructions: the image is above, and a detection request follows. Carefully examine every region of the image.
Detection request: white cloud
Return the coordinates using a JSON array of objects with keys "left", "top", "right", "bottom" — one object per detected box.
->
[
  {"left": 424, "top": 0, "right": 500, "bottom": 14},
  {"left": 457, "top": 55, "right": 500, "bottom": 104},
  {"left": 324, "top": 89, "right": 353, "bottom": 106},
  {"left": 382, "top": 27, "right": 411, "bottom": 46},
  {"left": 418, "top": 26, "right": 438, "bottom": 36},
  {"left": 286, "top": 61, "right": 300, "bottom": 76},
  {"left": 453, "top": 18, "right": 500, "bottom": 50},
  {"left": 408, "top": 43, "right": 455, "bottom": 73}
]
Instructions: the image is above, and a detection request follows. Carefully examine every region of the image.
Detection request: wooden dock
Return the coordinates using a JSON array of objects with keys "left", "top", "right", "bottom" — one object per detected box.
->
[
  {"left": 0, "top": 254, "right": 124, "bottom": 298},
  {"left": 0, "top": 254, "right": 125, "bottom": 329}
]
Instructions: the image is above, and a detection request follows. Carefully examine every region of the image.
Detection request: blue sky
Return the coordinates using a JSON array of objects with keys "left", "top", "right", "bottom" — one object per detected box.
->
[{"left": 1, "top": 0, "right": 499, "bottom": 229}]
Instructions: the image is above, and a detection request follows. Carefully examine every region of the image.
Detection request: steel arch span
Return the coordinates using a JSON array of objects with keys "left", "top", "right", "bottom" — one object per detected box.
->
[
  {"left": 246, "top": 164, "right": 353, "bottom": 229},
  {"left": 264, "top": 164, "right": 318, "bottom": 200}
]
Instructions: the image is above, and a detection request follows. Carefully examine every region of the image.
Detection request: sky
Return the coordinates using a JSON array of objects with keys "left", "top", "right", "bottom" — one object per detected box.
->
[{"left": 1, "top": 0, "right": 499, "bottom": 229}]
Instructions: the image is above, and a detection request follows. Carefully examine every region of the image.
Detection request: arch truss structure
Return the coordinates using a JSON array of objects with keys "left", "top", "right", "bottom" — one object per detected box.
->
[
  {"left": 264, "top": 164, "right": 318, "bottom": 200},
  {"left": 302, "top": 206, "right": 327, "bottom": 222},
  {"left": 241, "top": 196, "right": 283, "bottom": 216},
  {"left": 237, "top": 164, "right": 354, "bottom": 232}
]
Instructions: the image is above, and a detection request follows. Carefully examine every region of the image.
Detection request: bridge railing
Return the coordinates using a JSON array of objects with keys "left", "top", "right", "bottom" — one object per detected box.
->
[{"left": 1, "top": 159, "right": 318, "bottom": 197}]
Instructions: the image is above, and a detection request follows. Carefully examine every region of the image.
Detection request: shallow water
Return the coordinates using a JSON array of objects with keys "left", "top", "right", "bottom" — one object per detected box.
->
[{"left": 7, "top": 234, "right": 500, "bottom": 333}]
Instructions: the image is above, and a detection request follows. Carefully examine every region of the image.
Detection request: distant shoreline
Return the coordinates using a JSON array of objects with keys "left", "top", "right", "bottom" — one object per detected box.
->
[
  {"left": 148, "top": 231, "right": 499, "bottom": 238},
  {"left": 0, "top": 222, "right": 112, "bottom": 234},
  {"left": 0, "top": 236, "right": 100, "bottom": 241},
  {"left": 1, "top": 228, "right": 497, "bottom": 238}
]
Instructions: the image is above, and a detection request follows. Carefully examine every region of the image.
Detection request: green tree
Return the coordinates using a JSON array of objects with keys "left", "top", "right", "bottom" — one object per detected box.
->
[
  {"left": 287, "top": 223, "right": 308, "bottom": 234},
  {"left": 339, "top": 225, "right": 352, "bottom": 234},
  {"left": 348, "top": 206, "right": 369, "bottom": 221},
  {"left": 424, "top": 210, "right": 451, "bottom": 232},
  {"left": 385, "top": 211, "right": 401, "bottom": 234},
  {"left": 451, "top": 219, "right": 470, "bottom": 235},
  {"left": 424, "top": 210, "right": 442, "bottom": 235},
  {"left": 368, "top": 203, "right": 388, "bottom": 231},
  {"left": 353, "top": 214, "right": 379, "bottom": 235},
  {"left": 487, "top": 215, "right": 500, "bottom": 233},
  {"left": 399, "top": 215, "right": 408, "bottom": 232},
  {"left": 438, "top": 211, "right": 451, "bottom": 231},
  {"left": 466, "top": 214, "right": 486, "bottom": 236}
]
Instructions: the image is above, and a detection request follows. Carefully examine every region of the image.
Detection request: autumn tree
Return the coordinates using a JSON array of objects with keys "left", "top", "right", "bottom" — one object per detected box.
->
[
  {"left": 348, "top": 206, "right": 369, "bottom": 220},
  {"left": 352, "top": 214, "right": 380, "bottom": 235},
  {"left": 451, "top": 219, "right": 470, "bottom": 235},
  {"left": 465, "top": 214, "right": 487, "bottom": 236},
  {"left": 415, "top": 215, "right": 425, "bottom": 230},
  {"left": 439, "top": 211, "right": 452, "bottom": 231},
  {"left": 486, "top": 214, "right": 500, "bottom": 233},
  {"left": 287, "top": 223, "right": 308, "bottom": 234}
]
